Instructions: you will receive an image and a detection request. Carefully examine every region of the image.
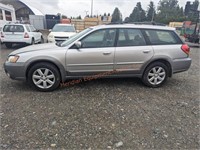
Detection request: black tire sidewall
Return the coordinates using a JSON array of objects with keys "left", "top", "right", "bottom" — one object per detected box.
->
[
  {"left": 31, "top": 38, "right": 35, "bottom": 45},
  {"left": 28, "top": 63, "right": 61, "bottom": 92},
  {"left": 142, "top": 62, "right": 169, "bottom": 88},
  {"left": 40, "top": 36, "right": 44, "bottom": 43}
]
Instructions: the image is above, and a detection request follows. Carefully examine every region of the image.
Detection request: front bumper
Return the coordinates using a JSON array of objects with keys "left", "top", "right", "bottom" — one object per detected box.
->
[{"left": 4, "top": 62, "right": 26, "bottom": 81}]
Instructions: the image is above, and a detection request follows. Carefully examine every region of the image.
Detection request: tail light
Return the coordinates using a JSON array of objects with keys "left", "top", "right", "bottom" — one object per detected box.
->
[
  {"left": 181, "top": 44, "right": 190, "bottom": 55},
  {"left": 24, "top": 32, "right": 29, "bottom": 38},
  {"left": 1, "top": 32, "right": 4, "bottom": 38}
]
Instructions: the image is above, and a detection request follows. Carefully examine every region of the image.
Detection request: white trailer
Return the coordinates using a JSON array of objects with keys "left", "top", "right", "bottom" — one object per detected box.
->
[{"left": 0, "top": 3, "right": 16, "bottom": 30}]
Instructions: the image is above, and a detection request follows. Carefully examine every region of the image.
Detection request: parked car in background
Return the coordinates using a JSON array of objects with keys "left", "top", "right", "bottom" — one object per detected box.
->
[
  {"left": 1, "top": 23, "right": 43, "bottom": 48},
  {"left": 4, "top": 24, "right": 191, "bottom": 91},
  {"left": 47, "top": 24, "right": 76, "bottom": 43}
]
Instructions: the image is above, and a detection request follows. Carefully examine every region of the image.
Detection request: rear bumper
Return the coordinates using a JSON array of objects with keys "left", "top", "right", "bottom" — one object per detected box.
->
[
  {"left": 172, "top": 57, "right": 192, "bottom": 73},
  {"left": 4, "top": 62, "right": 26, "bottom": 81},
  {"left": 1, "top": 38, "right": 32, "bottom": 44}
]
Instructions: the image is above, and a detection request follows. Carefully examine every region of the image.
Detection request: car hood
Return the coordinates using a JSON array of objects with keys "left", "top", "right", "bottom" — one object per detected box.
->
[
  {"left": 9, "top": 43, "right": 59, "bottom": 55},
  {"left": 49, "top": 32, "right": 76, "bottom": 37}
]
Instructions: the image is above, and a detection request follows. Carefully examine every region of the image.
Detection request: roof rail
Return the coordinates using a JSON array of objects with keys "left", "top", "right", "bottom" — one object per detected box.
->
[
  {"left": 126, "top": 21, "right": 166, "bottom": 26},
  {"left": 106, "top": 21, "right": 166, "bottom": 26}
]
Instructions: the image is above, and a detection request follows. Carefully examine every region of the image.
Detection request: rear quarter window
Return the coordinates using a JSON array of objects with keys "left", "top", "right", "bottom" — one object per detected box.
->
[
  {"left": 144, "top": 30, "right": 182, "bottom": 45},
  {"left": 3, "top": 25, "right": 24, "bottom": 32}
]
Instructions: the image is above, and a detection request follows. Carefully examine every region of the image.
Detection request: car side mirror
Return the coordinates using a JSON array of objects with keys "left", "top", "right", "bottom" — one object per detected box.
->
[
  {"left": 75, "top": 41, "right": 81, "bottom": 49},
  {"left": 49, "top": 29, "right": 52, "bottom": 32}
]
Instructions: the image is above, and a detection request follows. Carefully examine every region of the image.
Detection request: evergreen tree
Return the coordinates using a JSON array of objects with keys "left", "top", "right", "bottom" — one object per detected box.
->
[
  {"left": 184, "top": 1, "right": 191, "bottom": 16},
  {"left": 111, "top": 7, "right": 122, "bottom": 23},
  {"left": 146, "top": 1, "right": 156, "bottom": 21},
  {"left": 187, "top": 0, "right": 199, "bottom": 21},
  {"left": 155, "top": 0, "right": 185, "bottom": 24},
  {"left": 129, "top": 2, "right": 146, "bottom": 22}
]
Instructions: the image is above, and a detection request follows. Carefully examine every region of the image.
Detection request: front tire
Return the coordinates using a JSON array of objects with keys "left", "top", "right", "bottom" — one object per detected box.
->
[
  {"left": 142, "top": 62, "right": 169, "bottom": 88},
  {"left": 28, "top": 62, "right": 61, "bottom": 92}
]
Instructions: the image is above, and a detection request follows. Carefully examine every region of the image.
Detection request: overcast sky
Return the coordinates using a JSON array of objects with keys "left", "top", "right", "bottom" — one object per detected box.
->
[{"left": 21, "top": 0, "right": 189, "bottom": 18}]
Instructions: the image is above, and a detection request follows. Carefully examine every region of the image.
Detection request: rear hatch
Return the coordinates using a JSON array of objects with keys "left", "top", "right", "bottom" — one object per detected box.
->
[{"left": 3, "top": 25, "right": 25, "bottom": 39}]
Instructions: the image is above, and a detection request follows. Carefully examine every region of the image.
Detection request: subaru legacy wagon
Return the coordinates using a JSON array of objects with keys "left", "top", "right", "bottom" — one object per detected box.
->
[{"left": 4, "top": 24, "right": 191, "bottom": 91}]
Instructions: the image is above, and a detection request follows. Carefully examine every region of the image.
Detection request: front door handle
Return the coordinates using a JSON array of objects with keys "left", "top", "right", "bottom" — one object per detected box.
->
[
  {"left": 103, "top": 52, "right": 111, "bottom": 55},
  {"left": 143, "top": 50, "right": 151, "bottom": 53}
]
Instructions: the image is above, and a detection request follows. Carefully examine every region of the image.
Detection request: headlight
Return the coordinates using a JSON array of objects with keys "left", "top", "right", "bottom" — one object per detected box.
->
[
  {"left": 7, "top": 55, "right": 19, "bottom": 63},
  {"left": 48, "top": 35, "right": 54, "bottom": 38}
]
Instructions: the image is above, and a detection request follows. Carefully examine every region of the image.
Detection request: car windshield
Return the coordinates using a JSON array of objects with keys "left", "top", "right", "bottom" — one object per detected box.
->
[
  {"left": 60, "top": 28, "right": 92, "bottom": 47},
  {"left": 52, "top": 24, "right": 76, "bottom": 32}
]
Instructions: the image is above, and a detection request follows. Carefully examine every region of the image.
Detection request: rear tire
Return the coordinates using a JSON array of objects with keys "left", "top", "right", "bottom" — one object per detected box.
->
[
  {"left": 39, "top": 36, "right": 44, "bottom": 44},
  {"left": 31, "top": 38, "right": 35, "bottom": 45},
  {"left": 5, "top": 43, "right": 12, "bottom": 48},
  {"left": 28, "top": 62, "right": 61, "bottom": 92},
  {"left": 142, "top": 62, "right": 169, "bottom": 88}
]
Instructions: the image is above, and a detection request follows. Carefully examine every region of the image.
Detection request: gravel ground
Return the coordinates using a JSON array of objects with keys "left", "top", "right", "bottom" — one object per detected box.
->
[{"left": 0, "top": 43, "right": 199, "bottom": 149}]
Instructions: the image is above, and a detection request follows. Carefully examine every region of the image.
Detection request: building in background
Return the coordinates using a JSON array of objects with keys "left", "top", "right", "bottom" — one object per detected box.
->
[
  {"left": 0, "top": 3, "right": 16, "bottom": 30},
  {"left": 0, "top": 0, "right": 46, "bottom": 29}
]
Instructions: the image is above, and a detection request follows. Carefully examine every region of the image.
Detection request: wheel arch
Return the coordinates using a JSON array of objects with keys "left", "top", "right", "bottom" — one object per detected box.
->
[
  {"left": 25, "top": 57, "right": 66, "bottom": 82},
  {"left": 142, "top": 58, "right": 173, "bottom": 77}
]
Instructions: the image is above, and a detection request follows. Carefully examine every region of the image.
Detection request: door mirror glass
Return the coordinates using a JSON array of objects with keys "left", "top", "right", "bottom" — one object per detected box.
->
[{"left": 75, "top": 41, "right": 81, "bottom": 49}]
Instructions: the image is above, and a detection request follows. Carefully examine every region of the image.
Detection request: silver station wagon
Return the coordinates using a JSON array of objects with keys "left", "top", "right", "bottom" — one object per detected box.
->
[{"left": 4, "top": 24, "right": 192, "bottom": 91}]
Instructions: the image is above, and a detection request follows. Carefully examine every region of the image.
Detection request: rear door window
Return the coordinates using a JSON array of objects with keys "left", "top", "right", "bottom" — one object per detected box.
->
[
  {"left": 3, "top": 25, "right": 24, "bottom": 32},
  {"left": 144, "top": 30, "right": 180, "bottom": 45},
  {"left": 117, "top": 29, "right": 146, "bottom": 47}
]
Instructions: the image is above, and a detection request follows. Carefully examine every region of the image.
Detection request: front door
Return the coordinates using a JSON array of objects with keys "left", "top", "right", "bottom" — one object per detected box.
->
[{"left": 66, "top": 28, "right": 117, "bottom": 76}]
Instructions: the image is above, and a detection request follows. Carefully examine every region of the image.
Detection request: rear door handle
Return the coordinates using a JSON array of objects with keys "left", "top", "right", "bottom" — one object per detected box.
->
[
  {"left": 143, "top": 50, "right": 151, "bottom": 53},
  {"left": 103, "top": 52, "right": 111, "bottom": 55}
]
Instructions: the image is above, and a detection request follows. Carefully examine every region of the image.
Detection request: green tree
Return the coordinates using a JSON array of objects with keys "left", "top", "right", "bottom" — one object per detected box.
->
[
  {"left": 76, "top": 15, "right": 82, "bottom": 19},
  {"left": 155, "top": 0, "right": 185, "bottom": 24},
  {"left": 62, "top": 15, "right": 68, "bottom": 19},
  {"left": 146, "top": 1, "right": 156, "bottom": 21},
  {"left": 111, "top": 7, "right": 122, "bottom": 23},
  {"left": 129, "top": 2, "right": 146, "bottom": 22},
  {"left": 186, "top": 0, "right": 199, "bottom": 22}
]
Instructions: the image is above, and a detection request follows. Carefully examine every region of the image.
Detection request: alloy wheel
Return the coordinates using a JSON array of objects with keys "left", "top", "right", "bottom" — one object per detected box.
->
[
  {"left": 147, "top": 66, "right": 166, "bottom": 85},
  {"left": 32, "top": 68, "right": 55, "bottom": 89}
]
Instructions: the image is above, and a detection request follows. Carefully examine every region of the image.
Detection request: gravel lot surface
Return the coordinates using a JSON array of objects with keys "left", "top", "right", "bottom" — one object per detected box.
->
[{"left": 0, "top": 43, "right": 199, "bottom": 149}]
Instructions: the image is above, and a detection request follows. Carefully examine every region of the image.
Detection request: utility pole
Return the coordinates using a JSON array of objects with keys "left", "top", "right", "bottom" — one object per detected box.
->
[
  {"left": 151, "top": 10, "right": 155, "bottom": 22},
  {"left": 91, "top": 0, "right": 93, "bottom": 17}
]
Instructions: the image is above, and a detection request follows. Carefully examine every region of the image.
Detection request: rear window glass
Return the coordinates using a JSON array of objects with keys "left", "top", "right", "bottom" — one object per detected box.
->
[
  {"left": 145, "top": 30, "right": 179, "bottom": 45},
  {"left": 117, "top": 29, "right": 146, "bottom": 46},
  {"left": 3, "top": 25, "right": 24, "bottom": 32}
]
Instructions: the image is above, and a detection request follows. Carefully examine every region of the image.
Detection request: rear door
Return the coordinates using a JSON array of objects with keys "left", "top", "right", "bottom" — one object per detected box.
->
[
  {"left": 114, "top": 28, "right": 154, "bottom": 74},
  {"left": 3, "top": 25, "right": 24, "bottom": 40}
]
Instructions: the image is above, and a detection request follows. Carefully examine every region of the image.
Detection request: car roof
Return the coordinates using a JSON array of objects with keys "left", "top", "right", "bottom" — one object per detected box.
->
[{"left": 91, "top": 24, "right": 175, "bottom": 31}]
